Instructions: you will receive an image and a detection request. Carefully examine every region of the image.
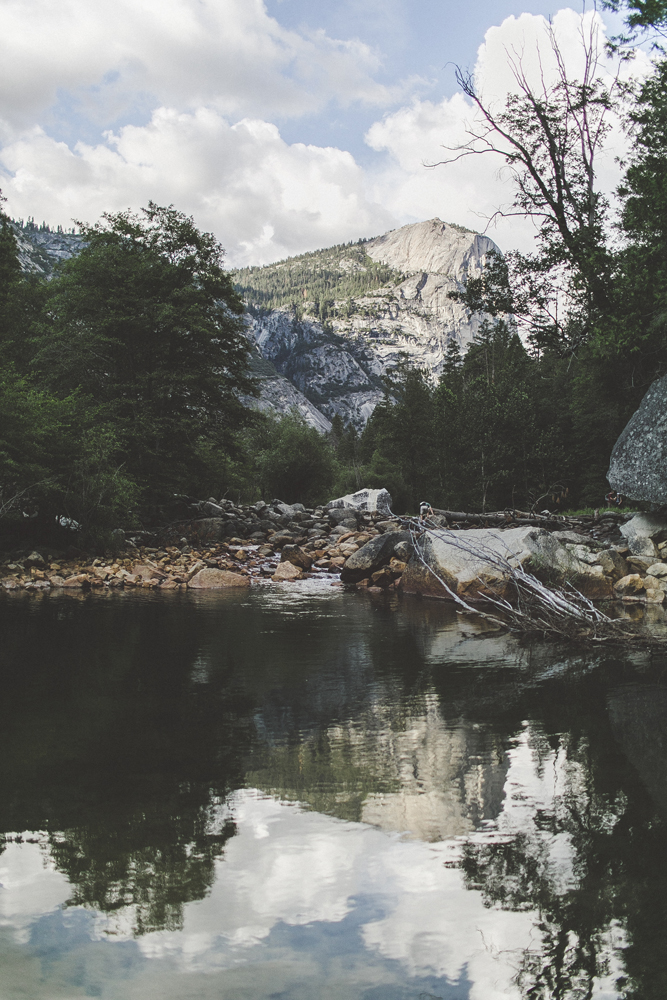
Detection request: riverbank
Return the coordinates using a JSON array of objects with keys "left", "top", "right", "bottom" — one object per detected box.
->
[{"left": 2, "top": 499, "right": 666, "bottom": 606}]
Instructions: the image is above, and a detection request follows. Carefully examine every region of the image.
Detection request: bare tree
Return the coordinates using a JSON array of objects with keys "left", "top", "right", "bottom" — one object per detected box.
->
[{"left": 435, "top": 16, "right": 626, "bottom": 351}]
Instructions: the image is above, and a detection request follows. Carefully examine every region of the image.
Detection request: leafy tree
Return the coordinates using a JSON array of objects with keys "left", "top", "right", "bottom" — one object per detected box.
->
[
  {"left": 254, "top": 412, "right": 336, "bottom": 506},
  {"left": 34, "top": 202, "right": 255, "bottom": 520}
]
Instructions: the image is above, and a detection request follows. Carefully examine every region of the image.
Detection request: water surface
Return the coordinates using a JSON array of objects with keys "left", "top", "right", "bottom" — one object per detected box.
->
[{"left": 1, "top": 584, "right": 666, "bottom": 999}]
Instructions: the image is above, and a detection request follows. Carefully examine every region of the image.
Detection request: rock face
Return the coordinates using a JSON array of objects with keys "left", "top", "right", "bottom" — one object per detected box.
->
[
  {"left": 16, "top": 215, "right": 499, "bottom": 431},
  {"left": 608, "top": 374, "right": 667, "bottom": 506},
  {"left": 11, "top": 221, "right": 84, "bottom": 277},
  {"left": 241, "top": 219, "right": 500, "bottom": 428},
  {"left": 239, "top": 350, "right": 332, "bottom": 432},
  {"left": 400, "top": 527, "right": 614, "bottom": 600},
  {"left": 340, "top": 531, "right": 412, "bottom": 583}
]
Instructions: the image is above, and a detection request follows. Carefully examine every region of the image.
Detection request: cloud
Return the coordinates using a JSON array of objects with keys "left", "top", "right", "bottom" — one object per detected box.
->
[
  {"left": 0, "top": 0, "right": 410, "bottom": 138},
  {"left": 1, "top": 109, "right": 395, "bottom": 265},
  {"left": 0, "top": 5, "right": 654, "bottom": 265},
  {"left": 365, "top": 8, "right": 653, "bottom": 254}
]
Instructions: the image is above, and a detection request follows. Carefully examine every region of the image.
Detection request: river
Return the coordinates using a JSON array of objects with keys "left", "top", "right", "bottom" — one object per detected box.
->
[{"left": 1, "top": 582, "right": 666, "bottom": 999}]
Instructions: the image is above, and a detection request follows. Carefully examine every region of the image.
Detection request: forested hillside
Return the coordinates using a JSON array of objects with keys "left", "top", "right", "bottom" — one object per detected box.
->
[{"left": 234, "top": 241, "right": 400, "bottom": 312}]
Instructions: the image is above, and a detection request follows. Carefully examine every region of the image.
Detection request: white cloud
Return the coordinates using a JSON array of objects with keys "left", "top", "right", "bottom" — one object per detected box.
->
[
  {"left": 0, "top": 0, "right": 413, "bottom": 138},
  {"left": 1, "top": 110, "right": 395, "bottom": 265},
  {"left": 365, "top": 8, "right": 653, "bottom": 254},
  {"left": 0, "top": 5, "right": 654, "bottom": 265}
]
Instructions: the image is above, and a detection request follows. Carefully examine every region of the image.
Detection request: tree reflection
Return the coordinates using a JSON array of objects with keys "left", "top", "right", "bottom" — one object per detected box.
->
[
  {"left": 456, "top": 665, "right": 667, "bottom": 1000},
  {"left": 0, "top": 594, "right": 254, "bottom": 934}
]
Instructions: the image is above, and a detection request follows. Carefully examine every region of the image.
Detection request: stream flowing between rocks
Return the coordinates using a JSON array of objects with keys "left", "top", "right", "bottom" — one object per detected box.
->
[{"left": 1, "top": 583, "right": 666, "bottom": 1000}]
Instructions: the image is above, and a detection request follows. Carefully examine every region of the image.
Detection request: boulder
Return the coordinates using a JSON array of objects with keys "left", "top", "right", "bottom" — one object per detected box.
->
[
  {"left": 62, "top": 574, "right": 90, "bottom": 589},
  {"left": 614, "top": 574, "right": 645, "bottom": 596},
  {"left": 25, "top": 551, "right": 46, "bottom": 567},
  {"left": 393, "top": 539, "right": 415, "bottom": 562},
  {"left": 327, "top": 507, "right": 362, "bottom": 526},
  {"left": 620, "top": 514, "right": 667, "bottom": 557},
  {"left": 190, "top": 518, "right": 230, "bottom": 543},
  {"left": 340, "top": 531, "right": 412, "bottom": 583},
  {"left": 188, "top": 569, "right": 250, "bottom": 589},
  {"left": 272, "top": 561, "right": 303, "bottom": 581},
  {"left": 608, "top": 373, "right": 667, "bottom": 505},
  {"left": 327, "top": 488, "right": 392, "bottom": 515},
  {"left": 280, "top": 545, "right": 313, "bottom": 570},
  {"left": 400, "top": 527, "right": 614, "bottom": 601}
]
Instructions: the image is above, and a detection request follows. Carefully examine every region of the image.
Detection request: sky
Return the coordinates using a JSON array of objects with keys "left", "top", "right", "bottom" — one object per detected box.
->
[{"left": 0, "top": 0, "right": 650, "bottom": 266}]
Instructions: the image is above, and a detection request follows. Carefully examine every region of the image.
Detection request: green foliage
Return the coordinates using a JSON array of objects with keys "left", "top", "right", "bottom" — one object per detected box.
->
[
  {"left": 233, "top": 241, "right": 400, "bottom": 312},
  {"left": 0, "top": 198, "right": 257, "bottom": 543},
  {"left": 30, "top": 202, "right": 255, "bottom": 522},
  {"left": 253, "top": 413, "right": 336, "bottom": 506}
]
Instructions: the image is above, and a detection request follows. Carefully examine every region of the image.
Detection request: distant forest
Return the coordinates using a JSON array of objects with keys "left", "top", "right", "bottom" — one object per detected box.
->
[
  {"left": 233, "top": 241, "right": 400, "bottom": 315},
  {"left": 2, "top": 0, "right": 667, "bottom": 547}
]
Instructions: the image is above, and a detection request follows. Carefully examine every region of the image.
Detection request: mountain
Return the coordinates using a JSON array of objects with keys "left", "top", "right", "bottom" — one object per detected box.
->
[
  {"left": 13, "top": 216, "right": 499, "bottom": 432},
  {"left": 235, "top": 219, "right": 500, "bottom": 428},
  {"left": 10, "top": 220, "right": 84, "bottom": 276}
]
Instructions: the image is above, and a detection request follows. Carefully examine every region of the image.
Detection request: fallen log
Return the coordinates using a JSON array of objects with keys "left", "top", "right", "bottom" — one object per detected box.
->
[{"left": 429, "top": 508, "right": 634, "bottom": 532}]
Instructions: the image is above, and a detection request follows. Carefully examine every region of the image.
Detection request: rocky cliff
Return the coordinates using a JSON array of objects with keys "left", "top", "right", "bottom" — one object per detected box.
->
[
  {"left": 237, "top": 219, "right": 500, "bottom": 428},
  {"left": 11, "top": 220, "right": 84, "bottom": 276},
  {"left": 13, "top": 216, "right": 500, "bottom": 432}
]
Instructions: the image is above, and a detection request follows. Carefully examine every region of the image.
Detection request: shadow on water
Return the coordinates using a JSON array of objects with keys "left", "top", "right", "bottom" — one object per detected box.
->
[{"left": 1, "top": 587, "right": 667, "bottom": 997}]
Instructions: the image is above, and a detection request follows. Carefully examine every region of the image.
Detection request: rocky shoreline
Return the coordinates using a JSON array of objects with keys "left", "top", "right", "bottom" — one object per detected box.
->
[
  {"left": 3, "top": 499, "right": 667, "bottom": 607},
  {"left": 0, "top": 499, "right": 409, "bottom": 594}
]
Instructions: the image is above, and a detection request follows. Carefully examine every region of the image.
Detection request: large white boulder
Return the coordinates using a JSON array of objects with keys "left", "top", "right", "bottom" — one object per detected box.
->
[
  {"left": 400, "top": 526, "right": 613, "bottom": 601},
  {"left": 327, "top": 488, "right": 392, "bottom": 515}
]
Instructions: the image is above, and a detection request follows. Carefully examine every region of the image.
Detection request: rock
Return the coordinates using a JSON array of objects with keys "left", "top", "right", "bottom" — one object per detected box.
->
[
  {"left": 25, "top": 551, "right": 45, "bottom": 567},
  {"left": 340, "top": 531, "right": 412, "bottom": 582},
  {"left": 190, "top": 517, "right": 234, "bottom": 542},
  {"left": 272, "top": 561, "right": 304, "bottom": 581},
  {"left": 608, "top": 373, "right": 667, "bottom": 505},
  {"left": 132, "top": 561, "right": 167, "bottom": 581},
  {"left": 246, "top": 220, "right": 500, "bottom": 428},
  {"left": 280, "top": 545, "right": 313, "bottom": 570},
  {"left": 371, "top": 566, "right": 393, "bottom": 586},
  {"left": 648, "top": 563, "right": 667, "bottom": 578},
  {"left": 594, "top": 549, "right": 629, "bottom": 581},
  {"left": 614, "top": 574, "right": 645, "bottom": 595},
  {"left": 1, "top": 579, "right": 20, "bottom": 590},
  {"left": 375, "top": 520, "right": 402, "bottom": 533},
  {"left": 327, "top": 488, "right": 393, "bottom": 514},
  {"left": 188, "top": 569, "right": 250, "bottom": 589},
  {"left": 327, "top": 507, "right": 362, "bottom": 526},
  {"left": 389, "top": 558, "right": 407, "bottom": 574},
  {"left": 646, "top": 588, "right": 665, "bottom": 604},
  {"left": 393, "top": 539, "right": 415, "bottom": 562},
  {"left": 626, "top": 555, "right": 658, "bottom": 573},
  {"left": 620, "top": 514, "right": 667, "bottom": 557},
  {"left": 552, "top": 531, "right": 592, "bottom": 546},
  {"left": 62, "top": 574, "right": 90, "bottom": 588},
  {"left": 400, "top": 527, "right": 614, "bottom": 601}
]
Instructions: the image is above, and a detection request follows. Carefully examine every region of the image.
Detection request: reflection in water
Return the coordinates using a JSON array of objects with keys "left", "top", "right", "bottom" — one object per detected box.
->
[{"left": 0, "top": 587, "right": 666, "bottom": 998}]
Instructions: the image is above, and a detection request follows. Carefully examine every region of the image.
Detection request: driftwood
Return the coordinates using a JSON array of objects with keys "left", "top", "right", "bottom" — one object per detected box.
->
[
  {"left": 430, "top": 508, "right": 631, "bottom": 533},
  {"left": 404, "top": 518, "right": 662, "bottom": 648}
]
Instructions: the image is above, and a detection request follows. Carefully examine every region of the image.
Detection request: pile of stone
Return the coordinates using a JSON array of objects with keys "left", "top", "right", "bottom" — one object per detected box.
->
[
  {"left": 4, "top": 495, "right": 667, "bottom": 606},
  {"left": 0, "top": 498, "right": 410, "bottom": 593},
  {"left": 400, "top": 513, "right": 667, "bottom": 604}
]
